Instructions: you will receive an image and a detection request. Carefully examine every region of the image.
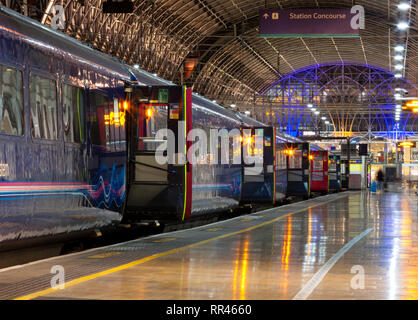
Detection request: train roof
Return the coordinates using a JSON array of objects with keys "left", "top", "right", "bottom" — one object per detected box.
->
[
  {"left": 276, "top": 131, "right": 303, "bottom": 143},
  {"left": 0, "top": 5, "right": 131, "bottom": 81},
  {"left": 0, "top": 5, "right": 266, "bottom": 127}
]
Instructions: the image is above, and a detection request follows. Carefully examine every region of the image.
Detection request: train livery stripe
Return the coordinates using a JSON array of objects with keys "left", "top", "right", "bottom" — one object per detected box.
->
[
  {"left": 182, "top": 87, "right": 193, "bottom": 221},
  {"left": 185, "top": 87, "right": 193, "bottom": 219}
]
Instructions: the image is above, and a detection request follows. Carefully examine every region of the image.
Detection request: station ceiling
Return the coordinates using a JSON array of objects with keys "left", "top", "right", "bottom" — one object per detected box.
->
[{"left": 3, "top": 0, "right": 418, "bottom": 125}]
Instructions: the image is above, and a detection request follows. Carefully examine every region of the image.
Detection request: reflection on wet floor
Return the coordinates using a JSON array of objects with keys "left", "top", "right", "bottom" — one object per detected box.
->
[{"left": 2, "top": 184, "right": 416, "bottom": 300}]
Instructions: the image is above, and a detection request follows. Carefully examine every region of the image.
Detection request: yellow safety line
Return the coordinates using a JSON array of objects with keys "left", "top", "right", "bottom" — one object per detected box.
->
[{"left": 14, "top": 193, "right": 350, "bottom": 300}]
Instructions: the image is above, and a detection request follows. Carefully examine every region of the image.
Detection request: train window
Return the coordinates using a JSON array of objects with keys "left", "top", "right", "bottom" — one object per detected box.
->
[
  {"left": 62, "top": 84, "right": 85, "bottom": 143},
  {"left": 313, "top": 153, "right": 324, "bottom": 170},
  {"left": 137, "top": 104, "right": 168, "bottom": 152},
  {"left": 89, "top": 91, "right": 110, "bottom": 147},
  {"left": 30, "top": 74, "right": 58, "bottom": 140},
  {"left": 0, "top": 65, "right": 24, "bottom": 136},
  {"left": 289, "top": 150, "right": 303, "bottom": 169}
]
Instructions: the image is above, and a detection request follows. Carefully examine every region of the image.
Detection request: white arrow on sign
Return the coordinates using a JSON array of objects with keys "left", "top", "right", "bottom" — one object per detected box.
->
[{"left": 263, "top": 13, "right": 269, "bottom": 19}]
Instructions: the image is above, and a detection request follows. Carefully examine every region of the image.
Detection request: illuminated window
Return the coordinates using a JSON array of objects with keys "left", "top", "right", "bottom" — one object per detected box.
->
[{"left": 62, "top": 84, "right": 85, "bottom": 143}]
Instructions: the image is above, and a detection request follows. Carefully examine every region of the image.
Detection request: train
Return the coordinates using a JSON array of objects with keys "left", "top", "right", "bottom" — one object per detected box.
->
[{"left": 0, "top": 6, "right": 340, "bottom": 251}]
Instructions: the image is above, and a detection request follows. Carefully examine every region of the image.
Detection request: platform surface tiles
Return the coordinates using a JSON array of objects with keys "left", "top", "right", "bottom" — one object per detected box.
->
[{"left": 0, "top": 185, "right": 417, "bottom": 300}]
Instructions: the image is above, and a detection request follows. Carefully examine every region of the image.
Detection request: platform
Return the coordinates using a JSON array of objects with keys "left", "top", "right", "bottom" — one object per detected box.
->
[{"left": 0, "top": 186, "right": 417, "bottom": 300}]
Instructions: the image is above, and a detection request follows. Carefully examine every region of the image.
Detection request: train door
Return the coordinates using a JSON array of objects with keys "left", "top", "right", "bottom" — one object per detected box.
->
[
  {"left": 310, "top": 150, "right": 329, "bottom": 193},
  {"left": 329, "top": 155, "right": 341, "bottom": 191},
  {"left": 286, "top": 143, "right": 310, "bottom": 198},
  {"left": 341, "top": 159, "right": 349, "bottom": 189},
  {"left": 241, "top": 126, "right": 274, "bottom": 203},
  {"left": 123, "top": 85, "right": 192, "bottom": 221}
]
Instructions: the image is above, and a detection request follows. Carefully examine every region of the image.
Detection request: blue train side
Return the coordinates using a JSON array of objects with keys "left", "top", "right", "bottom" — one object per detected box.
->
[
  {"left": 0, "top": 6, "right": 324, "bottom": 250},
  {"left": 0, "top": 6, "right": 135, "bottom": 247}
]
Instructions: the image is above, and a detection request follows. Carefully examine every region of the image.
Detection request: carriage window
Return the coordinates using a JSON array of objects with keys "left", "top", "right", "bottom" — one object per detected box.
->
[
  {"left": 63, "top": 84, "right": 85, "bottom": 143},
  {"left": 289, "top": 150, "right": 303, "bottom": 169},
  {"left": 0, "top": 65, "right": 24, "bottom": 136},
  {"left": 89, "top": 91, "right": 109, "bottom": 146},
  {"left": 30, "top": 74, "right": 58, "bottom": 140}
]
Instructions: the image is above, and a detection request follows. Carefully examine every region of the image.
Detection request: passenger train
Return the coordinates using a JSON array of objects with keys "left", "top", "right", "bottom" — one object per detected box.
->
[{"left": 0, "top": 6, "right": 337, "bottom": 250}]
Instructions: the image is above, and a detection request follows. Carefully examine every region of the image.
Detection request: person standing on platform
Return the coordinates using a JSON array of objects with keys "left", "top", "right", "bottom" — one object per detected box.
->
[{"left": 377, "top": 169, "right": 384, "bottom": 191}]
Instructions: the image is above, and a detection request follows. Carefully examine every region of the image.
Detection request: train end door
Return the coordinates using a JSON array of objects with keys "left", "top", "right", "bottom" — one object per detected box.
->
[
  {"left": 241, "top": 127, "right": 273, "bottom": 203},
  {"left": 286, "top": 143, "right": 310, "bottom": 198},
  {"left": 123, "top": 85, "right": 192, "bottom": 222}
]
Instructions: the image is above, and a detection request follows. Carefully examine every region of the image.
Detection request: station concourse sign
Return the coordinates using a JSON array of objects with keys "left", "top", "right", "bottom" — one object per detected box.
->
[{"left": 259, "top": 9, "right": 361, "bottom": 38}]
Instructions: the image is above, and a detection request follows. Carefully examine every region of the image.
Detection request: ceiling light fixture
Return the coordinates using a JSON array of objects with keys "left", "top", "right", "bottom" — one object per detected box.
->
[
  {"left": 398, "top": 2, "right": 411, "bottom": 11},
  {"left": 397, "top": 22, "right": 409, "bottom": 30},
  {"left": 395, "top": 45, "right": 405, "bottom": 52}
]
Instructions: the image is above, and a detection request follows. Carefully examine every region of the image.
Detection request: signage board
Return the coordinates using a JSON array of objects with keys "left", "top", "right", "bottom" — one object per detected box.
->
[{"left": 259, "top": 9, "right": 360, "bottom": 38}]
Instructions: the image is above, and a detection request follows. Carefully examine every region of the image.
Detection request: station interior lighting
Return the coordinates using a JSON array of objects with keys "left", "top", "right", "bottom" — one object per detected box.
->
[
  {"left": 395, "top": 64, "right": 404, "bottom": 70},
  {"left": 398, "top": 2, "right": 411, "bottom": 10},
  {"left": 244, "top": 111, "right": 250, "bottom": 115},
  {"left": 399, "top": 141, "right": 415, "bottom": 148},
  {"left": 395, "top": 73, "right": 403, "bottom": 78},
  {"left": 314, "top": 111, "right": 320, "bottom": 115},
  {"left": 311, "top": 108, "right": 317, "bottom": 112},
  {"left": 230, "top": 104, "right": 236, "bottom": 108},
  {"left": 133, "top": 64, "right": 139, "bottom": 69},
  {"left": 321, "top": 117, "right": 326, "bottom": 120},
  {"left": 395, "top": 45, "right": 405, "bottom": 52},
  {"left": 325, "top": 121, "right": 330, "bottom": 124},
  {"left": 394, "top": 55, "right": 403, "bottom": 61},
  {"left": 284, "top": 149, "right": 294, "bottom": 156},
  {"left": 307, "top": 104, "right": 313, "bottom": 108},
  {"left": 397, "top": 22, "right": 409, "bottom": 30}
]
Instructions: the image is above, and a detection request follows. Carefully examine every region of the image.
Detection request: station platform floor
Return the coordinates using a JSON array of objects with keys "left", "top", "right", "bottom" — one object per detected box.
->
[{"left": 0, "top": 184, "right": 417, "bottom": 300}]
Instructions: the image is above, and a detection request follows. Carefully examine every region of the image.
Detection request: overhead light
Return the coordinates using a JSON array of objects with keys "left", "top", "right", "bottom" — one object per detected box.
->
[
  {"left": 395, "top": 64, "right": 404, "bottom": 70},
  {"left": 397, "top": 22, "right": 409, "bottom": 30},
  {"left": 133, "top": 64, "right": 139, "bottom": 69},
  {"left": 321, "top": 117, "right": 326, "bottom": 120},
  {"left": 395, "top": 73, "right": 403, "bottom": 78},
  {"left": 213, "top": 100, "right": 217, "bottom": 103},
  {"left": 395, "top": 45, "right": 405, "bottom": 52},
  {"left": 314, "top": 111, "right": 320, "bottom": 115},
  {"left": 325, "top": 121, "right": 330, "bottom": 124},
  {"left": 307, "top": 104, "right": 313, "bottom": 108},
  {"left": 311, "top": 108, "right": 317, "bottom": 112},
  {"left": 395, "top": 93, "right": 402, "bottom": 99},
  {"left": 244, "top": 111, "right": 250, "bottom": 115},
  {"left": 398, "top": 2, "right": 411, "bottom": 11},
  {"left": 394, "top": 55, "right": 403, "bottom": 61},
  {"left": 230, "top": 104, "right": 236, "bottom": 108}
]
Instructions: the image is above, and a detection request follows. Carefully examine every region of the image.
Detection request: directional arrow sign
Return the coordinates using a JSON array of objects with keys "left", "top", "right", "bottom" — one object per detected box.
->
[{"left": 263, "top": 13, "right": 269, "bottom": 19}]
